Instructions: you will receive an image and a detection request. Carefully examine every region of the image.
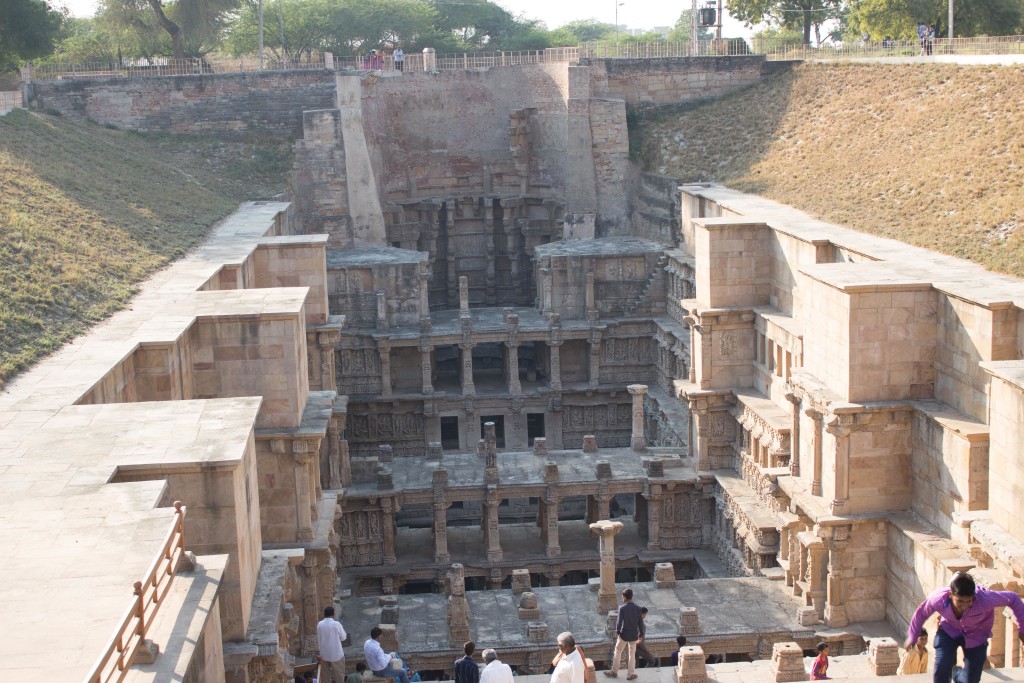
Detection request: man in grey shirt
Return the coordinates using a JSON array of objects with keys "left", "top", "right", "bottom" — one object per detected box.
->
[{"left": 604, "top": 589, "right": 644, "bottom": 680}]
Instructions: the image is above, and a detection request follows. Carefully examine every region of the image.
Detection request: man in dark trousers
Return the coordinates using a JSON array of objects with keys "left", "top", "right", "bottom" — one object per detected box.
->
[
  {"left": 906, "top": 572, "right": 1024, "bottom": 683},
  {"left": 603, "top": 589, "right": 644, "bottom": 680},
  {"left": 455, "top": 641, "right": 480, "bottom": 683}
]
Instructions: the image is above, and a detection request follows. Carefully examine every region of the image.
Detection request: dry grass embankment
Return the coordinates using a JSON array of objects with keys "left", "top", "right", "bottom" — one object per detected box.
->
[
  {"left": 0, "top": 110, "right": 293, "bottom": 385},
  {"left": 638, "top": 63, "right": 1024, "bottom": 276}
]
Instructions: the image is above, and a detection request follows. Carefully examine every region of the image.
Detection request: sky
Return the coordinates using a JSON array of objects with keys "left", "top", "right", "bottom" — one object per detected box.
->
[{"left": 56, "top": 0, "right": 756, "bottom": 39}]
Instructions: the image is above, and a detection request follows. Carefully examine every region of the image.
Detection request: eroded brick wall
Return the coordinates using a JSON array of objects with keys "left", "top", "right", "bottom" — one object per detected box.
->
[{"left": 29, "top": 70, "right": 336, "bottom": 137}]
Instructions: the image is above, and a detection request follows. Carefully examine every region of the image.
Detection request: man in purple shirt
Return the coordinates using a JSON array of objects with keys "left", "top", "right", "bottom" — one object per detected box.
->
[{"left": 906, "top": 572, "right": 1024, "bottom": 683}]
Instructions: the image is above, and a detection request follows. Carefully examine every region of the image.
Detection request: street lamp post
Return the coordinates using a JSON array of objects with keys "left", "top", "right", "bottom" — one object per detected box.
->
[{"left": 615, "top": 2, "right": 625, "bottom": 49}]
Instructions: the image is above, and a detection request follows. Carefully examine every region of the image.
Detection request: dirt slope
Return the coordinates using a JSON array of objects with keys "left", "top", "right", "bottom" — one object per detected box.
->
[
  {"left": 0, "top": 110, "right": 292, "bottom": 385},
  {"left": 638, "top": 62, "right": 1024, "bottom": 276}
]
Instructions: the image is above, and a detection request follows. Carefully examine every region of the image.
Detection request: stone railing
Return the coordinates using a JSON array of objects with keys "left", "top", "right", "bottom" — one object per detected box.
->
[
  {"left": 87, "top": 502, "right": 187, "bottom": 683},
  {"left": 0, "top": 90, "right": 23, "bottom": 115}
]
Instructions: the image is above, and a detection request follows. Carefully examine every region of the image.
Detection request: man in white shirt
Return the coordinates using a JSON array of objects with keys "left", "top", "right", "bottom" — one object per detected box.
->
[
  {"left": 550, "top": 632, "right": 585, "bottom": 683},
  {"left": 394, "top": 48, "right": 405, "bottom": 71},
  {"left": 317, "top": 606, "right": 348, "bottom": 683},
  {"left": 364, "top": 626, "right": 411, "bottom": 683},
  {"left": 480, "top": 649, "right": 514, "bottom": 683}
]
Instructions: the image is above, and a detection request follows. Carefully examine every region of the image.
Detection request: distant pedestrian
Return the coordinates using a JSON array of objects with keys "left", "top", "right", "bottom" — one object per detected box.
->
[
  {"left": 917, "top": 23, "right": 928, "bottom": 55},
  {"left": 394, "top": 48, "right": 405, "bottom": 71},
  {"left": 810, "top": 642, "right": 829, "bottom": 680},
  {"left": 669, "top": 636, "right": 687, "bottom": 667},
  {"left": 317, "top": 606, "right": 348, "bottom": 683},
  {"left": 603, "top": 589, "right": 644, "bottom": 680},
  {"left": 926, "top": 25, "right": 936, "bottom": 55},
  {"left": 455, "top": 642, "right": 480, "bottom": 683}
]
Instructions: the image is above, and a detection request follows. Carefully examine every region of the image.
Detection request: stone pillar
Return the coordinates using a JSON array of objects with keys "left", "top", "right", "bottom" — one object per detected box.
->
[
  {"left": 293, "top": 449, "right": 315, "bottom": 543},
  {"left": 677, "top": 646, "right": 708, "bottom": 683},
  {"left": 543, "top": 488, "right": 560, "bottom": 558},
  {"left": 644, "top": 483, "right": 662, "bottom": 551},
  {"left": 375, "top": 291, "right": 388, "bottom": 330},
  {"left": 824, "top": 538, "right": 848, "bottom": 628},
  {"left": 533, "top": 437, "right": 549, "bottom": 456},
  {"left": 518, "top": 592, "right": 540, "bottom": 619},
  {"left": 377, "top": 338, "right": 392, "bottom": 396},
  {"left": 433, "top": 469, "right": 450, "bottom": 563},
  {"left": 419, "top": 269, "right": 431, "bottom": 319},
  {"left": 459, "top": 275, "right": 470, "bottom": 315},
  {"left": 589, "top": 519, "right": 624, "bottom": 612},
  {"left": 548, "top": 342, "right": 562, "bottom": 391},
  {"left": 382, "top": 497, "right": 398, "bottom": 565},
  {"left": 769, "top": 642, "right": 808, "bottom": 682},
  {"left": 585, "top": 272, "right": 598, "bottom": 321},
  {"left": 447, "top": 563, "right": 469, "bottom": 644},
  {"left": 507, "top": 343, "right": 522, "bottom": 394},
  {"left": 582, "top": 434, "right": 598, "bottom": 453},
  {"left": 628, "top": 384, "right": 648, "bottom": 451},
  {"left": 460, "top": 343, "right": 476, "bottom": 397},
  {"left": 423, "top": 47, "right": 436, "bottom": 71},
  {"left": 807, "top": 540, "right": 827, "bottom": 620},
  {"left": 420, "top": 340, "right": 433, "bottom": 395},
  {"left": 825, "top": 414, "right": 853, "bottom": 514},
  {"left": 540, "top": 267, "right": 552, "bottom": 313},
  {"left": 678, "top": 607, "right": 700, "bottom": 634},
  {"left": 325, "top": 418, "right": 343, "bottom": 490},
  {"left": 807, "top": 409, "right": 823, "bottom": 496},
  {"left": 991, "top": 610, "right": 1006, "bottom": 667},
  {"left": 484, "top": 485, "right": 503, "bottom": 562},
  {"left": 867, "top": 637, "right": 900, "bottom": 676},
  {"left": 785, "top": 392, "right": 800, "bottom": 476},
  {"left": 484, "top": 421, "right": 499, "bottom": 484},
  {"left": 588, "top": 338, "right": 601, "bottom": 388},
  {"left": 317, "top": 328, "right": 341, "bottom": 394}
]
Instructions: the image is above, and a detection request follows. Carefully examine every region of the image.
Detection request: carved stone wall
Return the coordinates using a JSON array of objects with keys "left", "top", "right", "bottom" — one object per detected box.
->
[
  {"left": 338, "top": 505, "right": 386, "bottom": 567},
  {"left": 600, "top": 337, "right": 657, "bottom": 385},
  {"left": 337, "top": 346, "right": 383, "bottom": 395},
  {"left": 561, "top": 400, "right": 632, "bottom": 449},
  {"left": 346, "top": 403, "right": 426, "bottom": 459}
]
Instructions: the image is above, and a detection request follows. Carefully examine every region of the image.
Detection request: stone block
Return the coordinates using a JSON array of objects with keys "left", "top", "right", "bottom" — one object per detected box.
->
[
  {"left": 377, "top": 467, "right": 393, "bottom": 490},
  {"left": 596, "top": 460, "right": 612, "bottom": 479},
  {"left": 679, "top": 606, "right": 700, "bottom": 634},
  {"left": 867, "top": 637, "right": 900, "bottom": 676},
  {"left": 654, "top": 562, "right": 677, "bottom": 588},
  {"left": 797, "top": 606, "right": 818, "bottom": 626},
  {"left": 769, "top": 642, "right": 807, "bottom": 682},
  {"left": 381, "top": 604, "right": 399, "bottom": 624},
  {"left": 544, "top": 461, "right": 560, "bottom": 483},
  {"left": 606, "top": 610, "right": 618, "bottom": 636},
  {"left": 646, "top": 458, "right": 664, "bottom": 477},
  {"left": 518, "top": 591, "right": 540, "bottom": 620},
  {"left": 511, "top": 569, "right": 532, "bottom": 595},
  {"left": 427, "top": 442, "right": 442, "bottom": 460},
  {"left": 583, "top": 434, "right": 598, "bottom": 453},
  {"left": 527, "top": 621, "right": 550, "bottom": 643},
  {"left": 588, "top": 577, "right": 601, "bottom": 592},
  {"left": 533, "top": 437, "right": 549, "bottom": 455},
  {"left": 676, "top": 646, "right": 707, "bottom": 683}
]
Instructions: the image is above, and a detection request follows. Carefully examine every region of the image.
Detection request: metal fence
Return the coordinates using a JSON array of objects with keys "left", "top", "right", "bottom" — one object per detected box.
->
[
  {"left": 0, "top": 91, "right": 23, "bottom": 114},
  {"left": 758, "top": 35, "right": 1024, "bottom": 61},
  {"left": 22, "top": 34, "right": 1024, "bottom": 81}
]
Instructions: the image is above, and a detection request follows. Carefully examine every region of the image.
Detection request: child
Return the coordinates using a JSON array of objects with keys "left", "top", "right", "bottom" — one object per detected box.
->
[
  {"left": 810, "top": 642, "right": 829, "bottom": 680},
  {"left": 897, "top": 629, "right": 928, "bottom": 675}
]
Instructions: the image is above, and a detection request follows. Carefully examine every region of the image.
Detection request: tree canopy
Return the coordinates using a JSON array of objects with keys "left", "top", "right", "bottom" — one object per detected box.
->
[
  {"left": 728, "top": 0, "right": 844, "bottom": 44},
  {"left": 0, "top": 0, "right": 64, "bottom": 70},
  {"left": 845, "top": 0, "right": 1023, "bottom": 38},
  {"left": 99, "top": 0, "right": 239, "bottom": 60}
]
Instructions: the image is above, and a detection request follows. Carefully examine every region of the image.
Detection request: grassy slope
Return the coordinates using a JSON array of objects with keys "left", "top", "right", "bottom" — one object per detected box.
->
[
  {"left": 0, "top": 110, "right": 292, "bottom": 385},
  {"left": 638, "top": 63, "right": 1024, "bottom": 276}
]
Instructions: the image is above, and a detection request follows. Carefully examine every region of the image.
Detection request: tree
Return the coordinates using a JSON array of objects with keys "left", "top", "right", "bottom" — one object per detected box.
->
[
  {"left": 845, "top": 0, "right": 1023, "bottom": 38},
  {"left": 225, "top": 0, "right": 438, "bottom": 58},
  {"left": 430, "top": 0, "right": 548, "bottom": 51},
  {"left": 0, "top": 0, "right": 64, "bottom": 70},
  {"left": 667, "top": 10, "right": 714, "bottom": 41},
  {"left": 727, "top": 0, "right": 844, "bottom": 44},
  {"left": 548, "top": 19, "right": 615, "bottom": 45},
  {"left": 100, "top": 0, "right": 239, "bottom": 60}
]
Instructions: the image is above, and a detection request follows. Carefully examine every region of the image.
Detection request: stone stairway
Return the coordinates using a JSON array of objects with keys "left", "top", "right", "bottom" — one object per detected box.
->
[{"left": 626, "top": 254, "right": 669, "bottom": 317}]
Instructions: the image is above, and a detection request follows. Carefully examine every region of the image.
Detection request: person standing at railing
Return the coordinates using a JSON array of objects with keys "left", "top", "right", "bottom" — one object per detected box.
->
[
  {"left": 926, "top": 25, "right": 936, "bottom": 55},
  {"left": 318, "top": 606, "right": 348, "bottom": 683},
  {"left": 394, "top": 48, "right": 404, "bottom": 72},
  {"left": 918, "top": 23, "right": 929, "bottom": 55}
]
